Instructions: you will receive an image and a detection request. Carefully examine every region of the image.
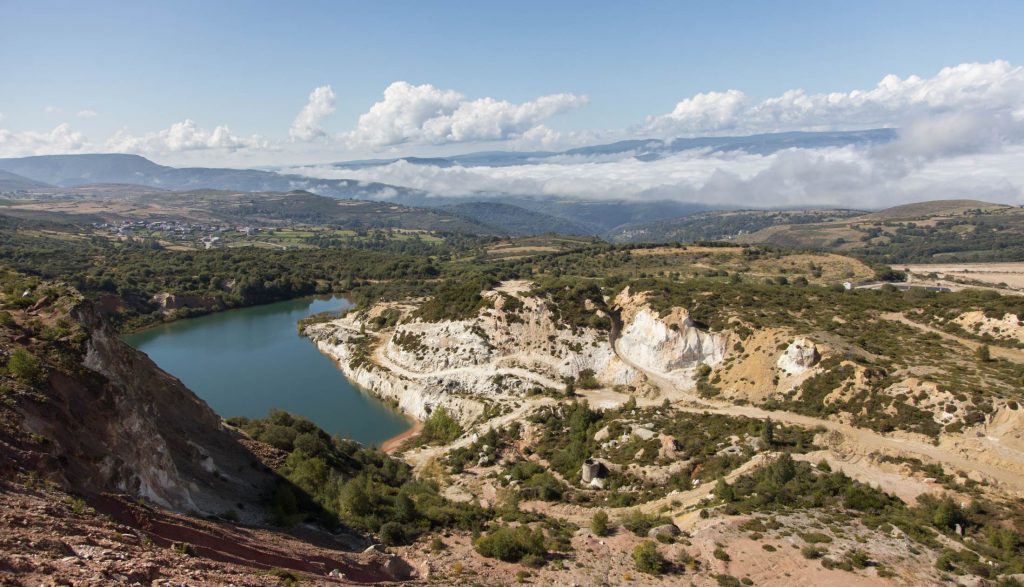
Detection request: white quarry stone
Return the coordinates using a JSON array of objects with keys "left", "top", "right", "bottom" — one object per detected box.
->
[{"left": 776, "top": 337, "right": 820, "bottom": 375}]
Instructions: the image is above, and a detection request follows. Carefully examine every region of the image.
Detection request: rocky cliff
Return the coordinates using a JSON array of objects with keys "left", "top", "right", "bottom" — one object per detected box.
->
[
  {"left": 305, "top": 281, "right": 735, "bottom": 425},
  {"left": 3, "top": 295, "right": 277, "bottom": 519},
  {"left": 614, "top": 287, "right": 731, "bottom": 388}
]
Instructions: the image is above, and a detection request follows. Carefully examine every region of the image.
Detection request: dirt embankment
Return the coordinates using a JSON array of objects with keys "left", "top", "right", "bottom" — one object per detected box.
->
[{"left": 0, "top": 481, "right": 417, "bottom": 585}]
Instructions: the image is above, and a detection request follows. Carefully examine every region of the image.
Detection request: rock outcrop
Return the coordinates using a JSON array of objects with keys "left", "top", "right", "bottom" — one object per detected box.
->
[
  {"left": 306, "top": 281, "right": 737, "bottom": 424},
  {"left": 614, "top": 288, "right": 730, "bottom": 387},
  {"left": 305, "top": 282, "right": 639, "bottom": 425},
  {"left": 14, "top": 302, "right": 277, "bottom": 518},
  {"left": 150, "top": 292, "right": 224, "bottom": 315},
  {"left": 776, "top": 337, "right": 820, "bottom": 375}
]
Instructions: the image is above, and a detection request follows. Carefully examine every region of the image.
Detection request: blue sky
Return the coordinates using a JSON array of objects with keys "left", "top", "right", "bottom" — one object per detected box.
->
[{"left": 2, "top": 1, "right": 1022, "bottom": 148}]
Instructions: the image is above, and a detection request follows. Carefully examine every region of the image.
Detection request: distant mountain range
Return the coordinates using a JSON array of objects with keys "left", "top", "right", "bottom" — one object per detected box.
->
[
  {"left": 0, "top": 153, "right": 715, "bottom": 236},
  {"left": 0, "top": 153, "right": 408, "bottom": 200},
  {"left": 0, "top": 129, "right": 901, "bottom": 238},
  {"left": 0, "top": 169, "right": 53, "bottom": 192},
  {"left": 326, "top": 128, "right": 897, "bottom": 169}
]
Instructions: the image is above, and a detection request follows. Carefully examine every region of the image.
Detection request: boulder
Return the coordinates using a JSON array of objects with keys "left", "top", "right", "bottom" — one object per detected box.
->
[
  {"left": 777, "top": 337, "right": 820, "bottom": 375},
  {"left": 581, "top": 458, "right": 606, "bottom": 483},
  {"left": 632, "top": 426, "right": 656, "bottom": 441},
  {"left": 648, "top": 524, "right": 681, "bottom": 540},
  {"left": 657, "top": 434, "right": 681, "bottom": 460}
]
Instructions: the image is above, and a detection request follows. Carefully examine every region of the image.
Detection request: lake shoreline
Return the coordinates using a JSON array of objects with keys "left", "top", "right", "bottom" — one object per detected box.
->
[
  {"left": 125, "top": 295, "right": 411, "bottom": 446},
  {"left": 380, "top": 420, "right": 424, "bottom": 454},
  {"left": 120, "top": 292, "right": 351, "bottom": 336}
]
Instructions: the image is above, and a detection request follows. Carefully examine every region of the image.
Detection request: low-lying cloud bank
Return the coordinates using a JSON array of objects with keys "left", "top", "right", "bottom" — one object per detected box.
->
[{"left": 295, "top": 135, "right": 1024, "bottom": 209}]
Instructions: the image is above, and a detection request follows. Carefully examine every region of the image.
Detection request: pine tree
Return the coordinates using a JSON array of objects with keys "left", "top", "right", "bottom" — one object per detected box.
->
[{"left": 760, "top": 418, "right": 774, "bottom": 447}]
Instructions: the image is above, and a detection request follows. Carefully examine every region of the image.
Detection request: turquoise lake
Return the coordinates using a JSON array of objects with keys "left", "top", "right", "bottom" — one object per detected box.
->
[{"left": 125, "top": 296, "right": 411, "bottom": 446}]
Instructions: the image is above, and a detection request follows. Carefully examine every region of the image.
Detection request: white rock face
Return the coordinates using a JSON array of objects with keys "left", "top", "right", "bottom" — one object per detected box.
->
[
  {"left": 305, "top": 281, "right": 733, "bottom": 426},
  {"left": 306, "top": 319, "right": 486, "bottom": 424},
  {"left": 304, "top": 285, "right": 641, "bottom": 426},
  {"left": 776, "top": 337, "right": 820, "bottom": 375},
  {"left": 616, "top": 307, "right": 729, "bottom": 386}
]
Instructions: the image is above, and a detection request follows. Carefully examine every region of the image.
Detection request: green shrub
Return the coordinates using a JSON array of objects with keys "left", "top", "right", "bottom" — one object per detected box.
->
[
  {"left": 632, "top": 541, "right": 666, "bottom": 575},
  {"left": 474, "top": 525, "right": 547, "bottom": 563},
  {"left": 590, "top": 510, "right": 610, "bottom": 536},
  {"left": 976, "top": 344, "right": 992, "bottom": 362},
  {"left": 7, "top": 348, "right": 44, "bottom": 385},
  {"left": 576, "top": 369, "right": 600, "bottom": 389},
  {"left": 421, "top": 407, "right": 463, "bottom": 445},
  {"left": 379, "top": 521, "right": 406, "bottom": 545},
  {"left": 621, "top": 511, "right": 670, "bottom": 537},
  {"left": 801, "top": 545, "right": 825, "bottom": 559}
]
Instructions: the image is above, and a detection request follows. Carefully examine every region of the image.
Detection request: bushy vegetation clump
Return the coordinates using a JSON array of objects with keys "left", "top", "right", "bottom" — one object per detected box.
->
[
  {"left": 228, "top": 410, "right": 489, "bottom": 542},
  {"left": 419, "top": 407, "right": 463, "bottom": 445},
  {"left": 720, "top": 454, "right": 1024, "bottom": 578},
  {"left": 590, "top": 510, "right": 610, "bottom": 536},
  {"left": 6, "top": 347, "right": 45, "bottom": 385},
  {"left": 413, "top": 276, "right": 497, "bottom": 321},
  {"left": 474, "top": 525, "right": 547, "bottom": 563},
  {"left": 632, "top": 540, "right": 667, "bottom": 575}
]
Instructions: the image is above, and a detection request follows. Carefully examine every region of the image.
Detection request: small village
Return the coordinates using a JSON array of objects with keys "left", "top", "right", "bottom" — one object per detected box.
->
[{"left": 94, "top": 220, "right": 262, "bottom": 248}]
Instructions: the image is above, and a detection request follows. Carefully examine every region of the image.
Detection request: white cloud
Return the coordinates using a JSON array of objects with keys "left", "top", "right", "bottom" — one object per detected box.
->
[
  {"left": 347, "top": 81, "right": 588, "bottom": 147},
  {"left": 0, "top": 123, "right": 89, "bottom": 156},
  {"left": 105, "top": 119, "right": 267, "bottom": 154},
  {"left": 289, "top": 85, "right": 336, "bottom": 141},
  {"left": 76, "top": 109, "right": 98, "bottom": 118},
  {"left": 295, "top": 138, "right": 1024, "bottom": 209},
  {"left": 43, "top": 106, "right": 63, "bottom": 114},
  {"left": 643, "top": 61, "right": 1024, "bottom": 137},
  {"left": 650, "top": 90, "right": 748, "bottom": 134}
]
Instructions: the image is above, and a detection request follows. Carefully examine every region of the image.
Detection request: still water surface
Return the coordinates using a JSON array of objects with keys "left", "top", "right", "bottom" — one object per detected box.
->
[{"left": 125, "top": 296, "right": 410, "bottom": 446}]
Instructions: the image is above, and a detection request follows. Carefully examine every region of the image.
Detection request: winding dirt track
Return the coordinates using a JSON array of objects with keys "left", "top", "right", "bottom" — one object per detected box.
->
[
  {"left": 608, "top": 318, "right": 1024, "bottom": 494},
  {"left": 880, "top": 311, "right": 1024, "bottom": 364},
  {"left": 368, "top": 305, "right": 1024, "bottom": 493},
  {"left": 373, "top": 341, "right": 567, "bottom": 391}
]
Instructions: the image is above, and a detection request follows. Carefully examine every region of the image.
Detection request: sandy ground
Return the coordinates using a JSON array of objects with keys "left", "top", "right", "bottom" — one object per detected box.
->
[
  {"left": 381, "top": 421, "right": 423, "bottom": 454},
  {"left": 903, "top": 261, "right": 1024, "bottom": 291}
]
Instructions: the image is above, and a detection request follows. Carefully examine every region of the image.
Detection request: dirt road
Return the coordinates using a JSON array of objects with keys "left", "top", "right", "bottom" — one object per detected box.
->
[
  {"left": 880, "top": 311, "right": 1024, "bottom": 363},
  {"left": 610, "top": 324, "right": 1024, "bottom": 493}
]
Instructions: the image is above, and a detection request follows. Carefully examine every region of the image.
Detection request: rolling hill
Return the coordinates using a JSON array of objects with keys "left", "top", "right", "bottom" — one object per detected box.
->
[
  {"left": 0, "top": 169, "right": 53, "bottom": 192},
  {"left": 440, "top": 201, "right": 597, "bottom": 236},
  {"left": 0, "top": 187, "right": 499, "bottom": 235},
  {"left": 608, "top": 208, "right": 864, "bottom": 243},
  {"left": 735, "top": 199, "right": 1024, "bottom": 263},
  {"left": 0, "top": 153, "right": 415, "bottom": 200}
]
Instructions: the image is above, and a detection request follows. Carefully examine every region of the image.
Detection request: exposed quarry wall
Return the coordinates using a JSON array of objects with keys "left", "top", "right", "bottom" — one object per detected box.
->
[{"left": 16, "top": 303, "right": 277, "bottom": 519}]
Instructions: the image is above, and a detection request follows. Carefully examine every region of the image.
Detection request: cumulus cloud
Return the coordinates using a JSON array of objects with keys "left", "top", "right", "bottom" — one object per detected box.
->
[
  {"left": 289, "top": 85, "right": 336, "bottom": 141},
  {"left": 644, "top": 61, "right": 1024, "bottom": 137},
  {"left": 106, "top": 119, "right": 267, "bottom": 155},
  {"left": 347, "top": 81, "right": 588, "bottom": 147},
  {"left": 76, "top": 109, "right": 98, "bottom": 118},
  {"left": 0, "top": 124, "right": 89, "bottom": 157}
]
